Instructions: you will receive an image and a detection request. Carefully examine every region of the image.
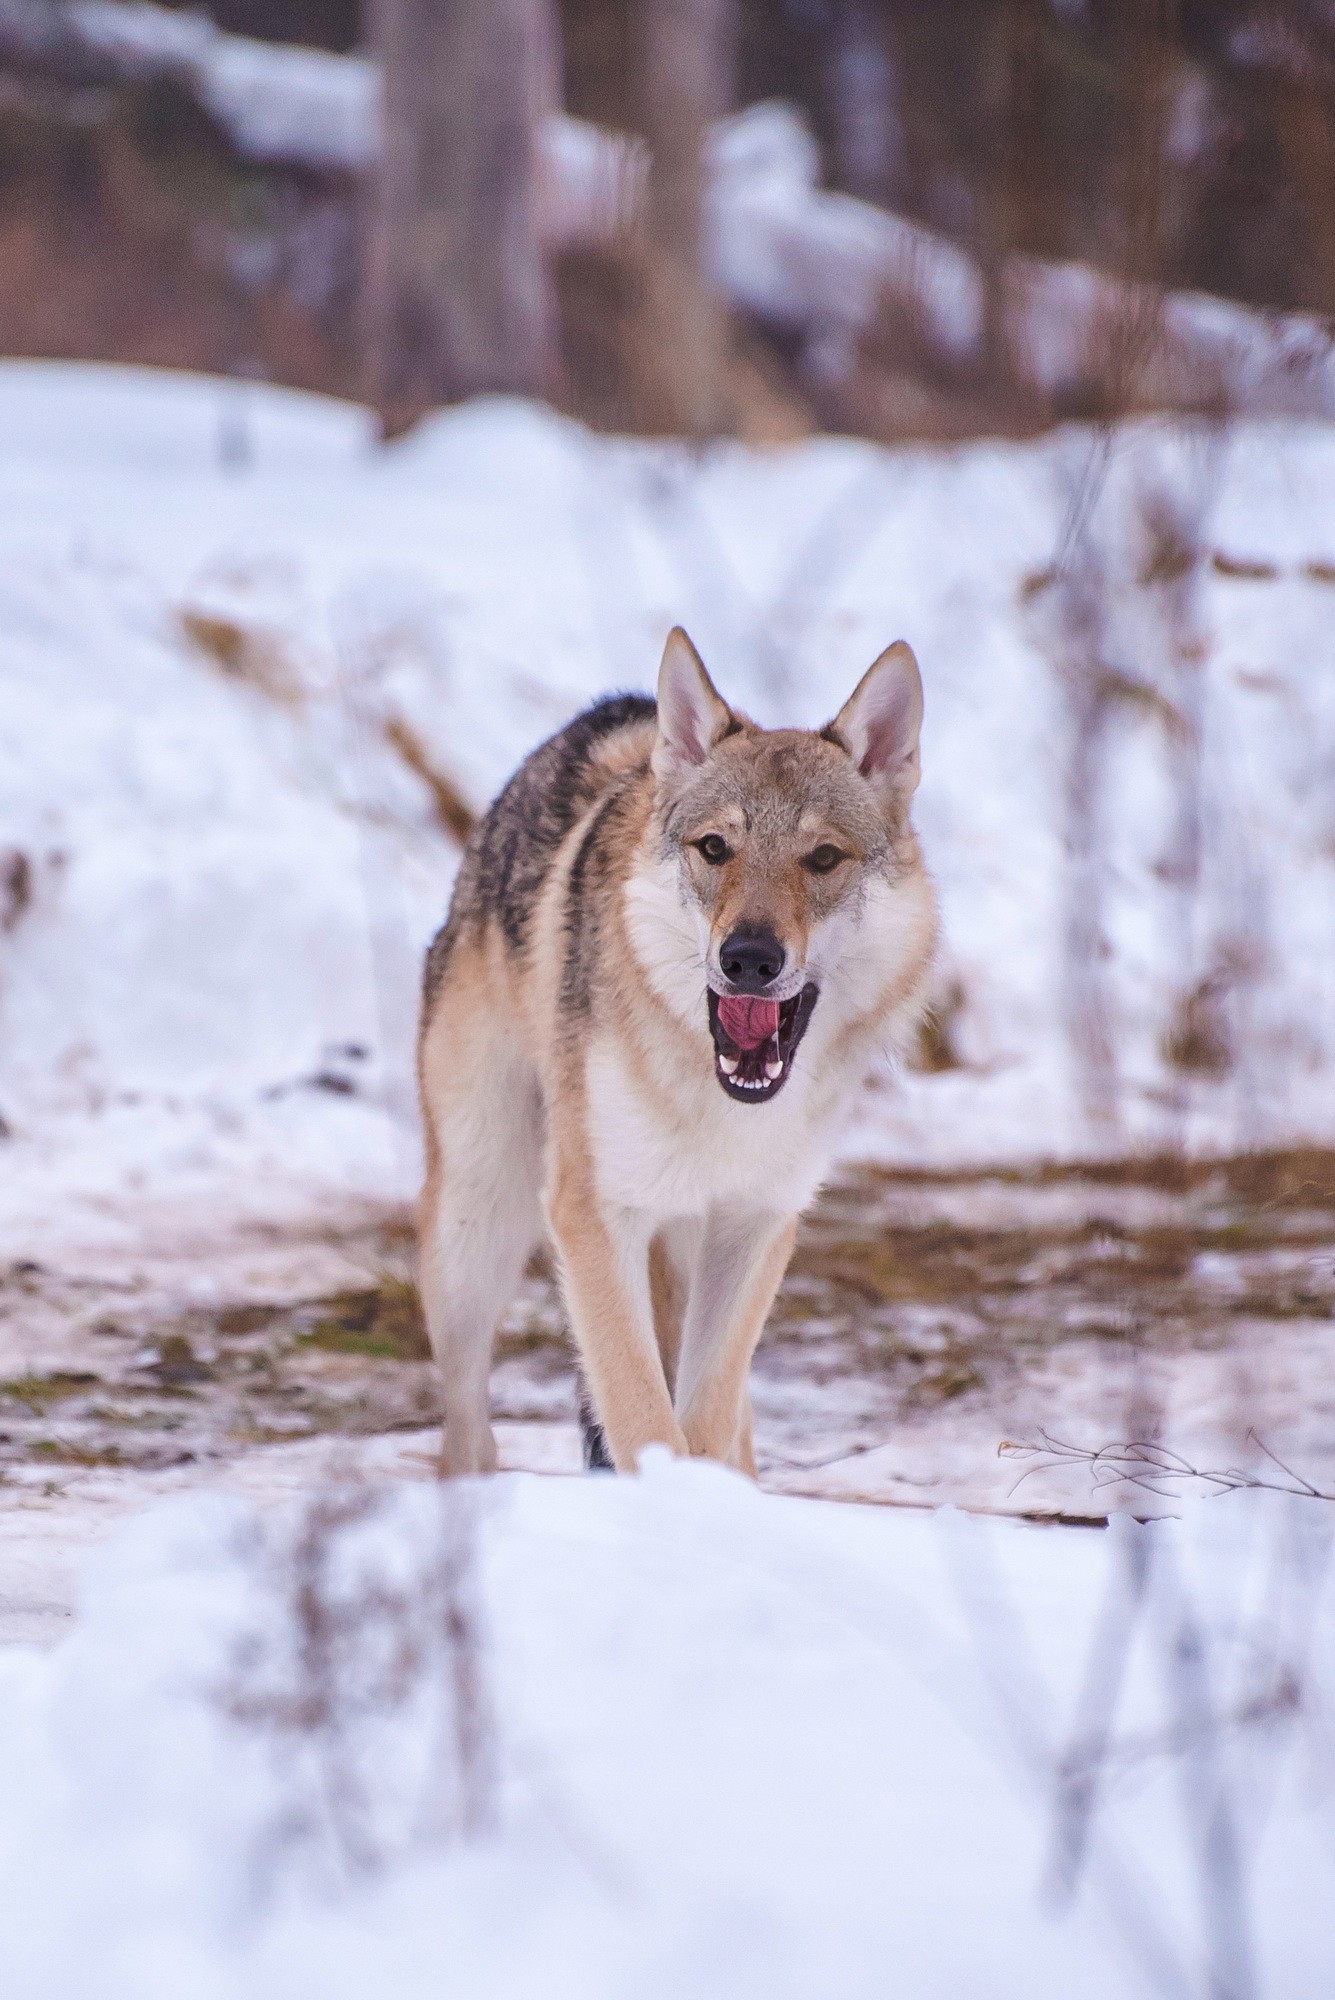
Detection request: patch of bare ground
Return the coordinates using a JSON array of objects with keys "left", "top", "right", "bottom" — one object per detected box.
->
[{"left": 1, "top": 1152, "right": 1331, "bottom": 1523}]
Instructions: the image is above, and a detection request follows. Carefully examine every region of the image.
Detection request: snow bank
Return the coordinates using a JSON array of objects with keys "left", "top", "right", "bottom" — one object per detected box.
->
[
  {"left": 68, "top": 0, "right": 379, "bottom": 172},
  {"left": 707, "top": 103, "right": 984, "bottom": 376},
  {"left": 1, "top": 361, "right": 1334, "bottom": 1249},
  {"left": 0, "top": 1459, "right": 1329, "bottom": 1997}
]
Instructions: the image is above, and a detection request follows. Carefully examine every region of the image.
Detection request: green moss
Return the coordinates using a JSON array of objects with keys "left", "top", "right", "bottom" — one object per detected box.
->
[
  {"left": 27, "top": 1438, "right": 122, "bottom": 1467},
  {"left": 1, "top": 1371, "right": 97, "bottom": 1412},
  {"left": 300, "top": 1277, "right": 430, "bottom": 1362},
  {"left": 904, "top": 1354, "right": 987, "bottom": 1406}
]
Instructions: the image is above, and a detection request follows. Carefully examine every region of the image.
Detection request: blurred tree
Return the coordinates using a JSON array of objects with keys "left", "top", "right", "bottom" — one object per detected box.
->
[
  {"left": 365, "top": 0, "right": 558, "bottom": 438},
  {"left": 628, "top": 0, "right": 736, "bottom": 438},
  {"left": 827, "top": 0, "right": 903, "bottom": 206},
  {"left": 1234, "top": 0, "right": 1335, "bottom": 315},
  {"left": 156, "top": 0, "right": 364, "bottom": 52},
  {"left": 978, "top": 0, "right": 1050, "bottom": 397},
  {"left": 560, "top": 0, "right": 634, "bottom": 128}
]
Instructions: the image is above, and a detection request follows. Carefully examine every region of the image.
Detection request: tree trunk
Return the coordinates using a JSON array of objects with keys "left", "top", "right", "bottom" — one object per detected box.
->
[
  {"left": 828, "top": 0, "right": 903, "bottom": 207},
  {"left": 366, "top": 0, "right": 559, "bottom": 438},
  {"left": 630, "top": 0, "right": 735, "bottom": 439},
  {"left": 978, "top": 0, "right": 1048, "bottom": 408}
]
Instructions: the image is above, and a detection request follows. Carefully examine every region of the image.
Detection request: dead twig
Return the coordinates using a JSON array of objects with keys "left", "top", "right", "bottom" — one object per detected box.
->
[
  {"left": 999, "top": 1428, "right": 1335, "bottom": 1503},
  {"left": 217, "top": 1479, "right": 497, "bottom": 1895},
  {"left": 382, "top": 715, "right": 478, "bottom": 845}
]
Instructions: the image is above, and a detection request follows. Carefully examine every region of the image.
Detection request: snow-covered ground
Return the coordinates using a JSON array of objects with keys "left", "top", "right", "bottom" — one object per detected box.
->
[
  {"left": 2, "top": 360, "right": 1335, "bottom": 1259},
  {"left": 4, "top": 1382, "right": 1334, "bottom": 1992},
  {"left": 0, "top": 1454, "right": 1331, "bottom": 1998}
]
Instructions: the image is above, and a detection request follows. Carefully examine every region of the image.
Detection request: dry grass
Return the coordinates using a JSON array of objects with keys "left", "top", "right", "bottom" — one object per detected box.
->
[
  {"left": 382, "top": 717, "right": 477, "bottom": 846},
  {"left": 179, "top": 609, "right": 302, "bottom": 703},
  {"left": 1161, "top": 973, "right": 1233, "bottom": 1079},
  {"left": 0, "top": 848, "right": 31, "bottom": 932},
  {"left": 1211, "top": 552, "right": 1279, "bottom": 581},
  {"left": 216, "top": 1481, "right": 496, "bottom": 1885}
]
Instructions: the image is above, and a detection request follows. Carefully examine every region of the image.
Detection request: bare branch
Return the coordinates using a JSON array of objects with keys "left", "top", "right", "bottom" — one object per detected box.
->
[{"left": 1000, "top": 1430, "right": 1335, "bottom": 1504}]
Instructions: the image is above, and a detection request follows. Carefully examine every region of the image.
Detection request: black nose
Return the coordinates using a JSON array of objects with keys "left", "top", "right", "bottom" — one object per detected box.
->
[{"left": 719, "top": 928, "right": 786, "bottom": 992}]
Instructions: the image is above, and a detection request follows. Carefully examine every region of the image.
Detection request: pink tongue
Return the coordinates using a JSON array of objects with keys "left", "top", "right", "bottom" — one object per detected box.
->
[{"left": 717, "top": 995, "right": 780, "bottom": 1050}]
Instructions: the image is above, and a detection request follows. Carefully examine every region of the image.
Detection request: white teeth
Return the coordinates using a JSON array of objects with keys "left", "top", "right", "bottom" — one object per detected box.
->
[{"left": 719, "top": 1061, "right": 783, "bottom": 1091}]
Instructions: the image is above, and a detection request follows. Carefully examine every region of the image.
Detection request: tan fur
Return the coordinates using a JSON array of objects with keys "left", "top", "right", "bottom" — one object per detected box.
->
[{"left": 418, "top": 633, "right": 937, "bottom": 1476}]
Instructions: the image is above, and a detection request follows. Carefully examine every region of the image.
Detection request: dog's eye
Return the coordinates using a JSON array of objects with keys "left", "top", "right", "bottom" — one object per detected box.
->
[
  {"left": 696, "top": 834, "right": 732, "bottom": 865},
  {"left": 804, "top": 844, "right": 846, "bottom": 874}
]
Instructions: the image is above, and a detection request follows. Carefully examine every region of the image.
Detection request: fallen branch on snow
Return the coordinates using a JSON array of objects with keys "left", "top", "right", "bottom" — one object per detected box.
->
[{"left": 1000, "top": 1428, "right": 1335, "bottom": 1504}]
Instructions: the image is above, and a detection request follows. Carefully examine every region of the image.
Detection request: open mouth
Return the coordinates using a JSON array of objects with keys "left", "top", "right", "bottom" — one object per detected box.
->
[{"left": 707, "top": 985, "right": 819, "bottom": 1103}]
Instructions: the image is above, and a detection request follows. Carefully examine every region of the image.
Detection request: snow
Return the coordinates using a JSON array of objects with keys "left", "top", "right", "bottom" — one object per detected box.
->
[
  {"left": 1010, "top": 253, "right": 1335, "bottom": 420},
  {"left": 708, "top": 104, "right": 984, "bottom": 377},
  {"left": 70, "top": 1, "right": 379, "bottom": 172},
  {"left": 2, "top": 361, "right": 1335, "bottom": 1256},
  {"left": 0, "top": 1456, "right": 1329, "bottom": 1998}
]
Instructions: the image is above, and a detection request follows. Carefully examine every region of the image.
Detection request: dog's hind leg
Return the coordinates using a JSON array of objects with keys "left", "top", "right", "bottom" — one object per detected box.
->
[
  {"left": 649, "top": 1221, "right": 698, "bottom": 1398},
  {"left": 419, "top": 943, "right": 542, "bottom": 1476}
]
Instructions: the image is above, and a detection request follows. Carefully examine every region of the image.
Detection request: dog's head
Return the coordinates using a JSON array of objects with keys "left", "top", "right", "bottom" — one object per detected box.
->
[{"left": 644, "top": 627, "right": 930, "bottom": 1104}]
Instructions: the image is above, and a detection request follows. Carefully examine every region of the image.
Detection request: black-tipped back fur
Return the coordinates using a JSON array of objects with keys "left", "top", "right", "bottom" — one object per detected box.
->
[{"left": 423, "top": 693, "right": 656, "bottom": 1009}]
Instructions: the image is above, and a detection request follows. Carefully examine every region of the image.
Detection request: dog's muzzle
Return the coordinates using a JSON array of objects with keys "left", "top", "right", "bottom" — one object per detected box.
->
[{"left": 707, "top": 985, "right": 818, "bottom": 1103}]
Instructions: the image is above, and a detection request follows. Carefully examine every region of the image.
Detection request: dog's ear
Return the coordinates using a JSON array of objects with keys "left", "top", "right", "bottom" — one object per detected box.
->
[
  {"left": 824, "top": 641, "right": 923, "bottom": 800},
  {"left": 652, "top": 628, "right": 736, "bottom": 783}
]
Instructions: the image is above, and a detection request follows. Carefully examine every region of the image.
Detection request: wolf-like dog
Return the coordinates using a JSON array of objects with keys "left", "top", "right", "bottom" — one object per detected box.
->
[{"left": 418, "top": 629, "right": 937, "bottom": 1476}]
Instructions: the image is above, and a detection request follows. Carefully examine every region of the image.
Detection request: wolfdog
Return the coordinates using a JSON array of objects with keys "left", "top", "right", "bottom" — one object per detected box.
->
[{"left": 418, "top": 630, "right": 937, "bottom": 1476}]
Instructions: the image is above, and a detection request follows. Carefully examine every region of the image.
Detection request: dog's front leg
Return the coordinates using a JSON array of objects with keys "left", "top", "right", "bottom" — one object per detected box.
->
[
  {"left": 547, "top": 1162, "right": 687, "bottom": 1471},
  {"left": 674, "top": 1209, "right": 797, "bottom": 1468}
]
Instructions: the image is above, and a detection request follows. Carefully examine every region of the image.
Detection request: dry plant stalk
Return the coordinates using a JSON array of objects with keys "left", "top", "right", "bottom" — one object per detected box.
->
[
  {"left": 217, "top": 1479, "right": 496, "bottom": 1893},
  {"left": 1002, "top": 22, "right": 1302, "bottom": 1994},
  {"left": 382, "top": 715, "right": 478, "bottom": 845},
  {"left": 179, "top": 608, "right": 303, "bottom": 704}
]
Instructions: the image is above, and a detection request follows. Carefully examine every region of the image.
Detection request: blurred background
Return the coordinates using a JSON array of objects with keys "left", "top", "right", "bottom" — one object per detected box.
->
[{"left": 3, "top": 1, "right": 1335, "bottom": 436}]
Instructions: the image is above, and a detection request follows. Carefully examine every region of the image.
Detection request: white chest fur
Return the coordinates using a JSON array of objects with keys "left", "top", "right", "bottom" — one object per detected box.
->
[{"left": 583, "top": 1030, "right": 846, "bottom": 1221}]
